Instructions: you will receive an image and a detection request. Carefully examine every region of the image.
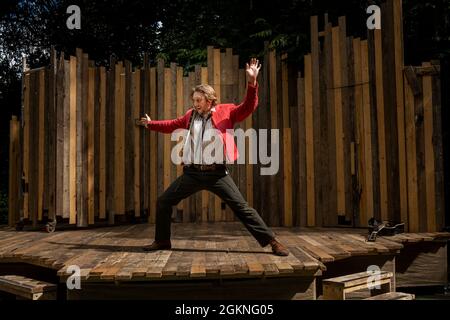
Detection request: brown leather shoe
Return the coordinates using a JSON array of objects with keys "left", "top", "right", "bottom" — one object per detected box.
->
[
  {"left": 269, "top": 239, "right": 289, "bottom": 256},
  {"left": 143, "top": 240, "right": 172, "bottom": 251}
]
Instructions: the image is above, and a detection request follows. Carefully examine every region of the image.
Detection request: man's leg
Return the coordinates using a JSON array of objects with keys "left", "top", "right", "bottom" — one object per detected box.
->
[
  {"left": 206, "top": 172, "right": 275, "bottom": 247},
  {"left": 155, "top": 173, "right": 202, "bottom": 241}
]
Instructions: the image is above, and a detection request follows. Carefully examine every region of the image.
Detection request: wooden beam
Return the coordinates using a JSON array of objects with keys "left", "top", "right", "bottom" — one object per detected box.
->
[
  {"left": 311, "top": 16, "right": 322, "bottom": 227},
  {"left": 149, "top": 67, "right": 157, "bottom": 224},
  {"left": 62, "top": 60, "right": 70, "bottom": 219},
  {"left": 297, "top": 76, "right": 307, "bottom": 227},
  {"left": 361, "top": 40, "right": 374, "bottom": 224},
  {"left": 404, "top": 73, "right": 419, "bottom": 232},
  {"left": 393, "top": 0, "right": 408, "bottom": 227},
  {"left": 133, "top": 69, "right": 141, "bottom": 217},
  {"left": 283, "top": 128, "right": 292, "bottom": 226},
  {"left": 114, "top": 61, "right": 125, "bottom": 216},
  {"left": 304, "top": 54, "right": 315, "bottom": 227},
  {"left": 69, "top": 56, "right": 77, "bottom": 224},
  {"left": 87, "top": 67, "right": 95, "bottom": 224},
  {"left": 23, "top": 73, "right": 30, "bottom": 221},
  {"left": 332, "top": 26, "right": 346, "bottom": 219},
  {"left": 353, "top": 38, "right": 365, "bottom": 227},
  {"left": 374, "top": 29, "right": 388, "bottom": 221},
  {"left": 9, "top": 116, "right": 20, "bottom": 227},
  {"left": 99, "top": 67, "right": 106, "bottom": 219},
  {"left": 324, "top": 22, "right": 336, "bottom": 227},
  {"left": 38, "top": 70, "right": 45, "bottom": 222}
]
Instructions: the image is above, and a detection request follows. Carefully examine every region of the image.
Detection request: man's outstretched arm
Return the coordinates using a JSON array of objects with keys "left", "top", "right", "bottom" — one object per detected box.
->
[{"left": 136, "top": 112, "right": 189, "bottom": 133}]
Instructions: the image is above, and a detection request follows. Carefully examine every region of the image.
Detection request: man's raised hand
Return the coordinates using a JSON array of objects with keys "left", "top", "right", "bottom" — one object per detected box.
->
[{"left": 246, "top": 58, "right": 262, "bottom": 85}]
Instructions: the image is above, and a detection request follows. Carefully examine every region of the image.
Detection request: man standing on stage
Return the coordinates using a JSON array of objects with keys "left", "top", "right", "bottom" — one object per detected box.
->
[{"left": 137, "top": 58, "right": 288, "bottom": 256}]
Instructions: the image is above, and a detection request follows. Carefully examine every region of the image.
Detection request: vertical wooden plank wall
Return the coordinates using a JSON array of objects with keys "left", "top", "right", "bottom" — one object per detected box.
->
[
  {"left": 16, "top": 0, "right": 444, "bottom": 233},
  {"left": 9, "top": 116, "right": 20, "bottom": 227}
]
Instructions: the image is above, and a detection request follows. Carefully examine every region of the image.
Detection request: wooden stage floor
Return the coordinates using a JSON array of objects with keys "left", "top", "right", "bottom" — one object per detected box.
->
[{"left": 0, "top": 222, "right": 448, "bottom": 284}]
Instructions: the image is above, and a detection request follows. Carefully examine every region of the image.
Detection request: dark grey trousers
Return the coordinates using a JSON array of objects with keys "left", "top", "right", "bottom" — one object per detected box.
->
[{"left": 155, "top": 166, "right": 275, "bottom": 247}]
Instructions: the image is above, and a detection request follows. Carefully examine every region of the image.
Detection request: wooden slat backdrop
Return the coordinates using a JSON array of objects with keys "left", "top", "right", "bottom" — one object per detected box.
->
[{"left": 10, "top": 0, "right": 445, "bottom": 232}]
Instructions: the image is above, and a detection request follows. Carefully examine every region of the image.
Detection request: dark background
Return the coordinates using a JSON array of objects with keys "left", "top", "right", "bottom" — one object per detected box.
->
[{"left": 1, "top": 0, "right": 449, "bottom": 226}]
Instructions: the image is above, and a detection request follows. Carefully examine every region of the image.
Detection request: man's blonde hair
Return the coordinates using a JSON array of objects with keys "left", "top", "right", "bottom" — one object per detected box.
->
[{"left": 191, "top": 84, "right": 217, "bottom": 106}]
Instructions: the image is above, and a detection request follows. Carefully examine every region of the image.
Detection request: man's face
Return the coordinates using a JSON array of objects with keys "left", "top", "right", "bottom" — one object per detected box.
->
[{"left": 192, "top": 92, "right": 212, "bottom": 116}]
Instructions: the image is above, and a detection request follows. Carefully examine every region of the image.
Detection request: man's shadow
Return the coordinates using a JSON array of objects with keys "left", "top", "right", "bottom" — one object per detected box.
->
[{"left": 46, "top": 241, "right": 273, "bottom": 255}]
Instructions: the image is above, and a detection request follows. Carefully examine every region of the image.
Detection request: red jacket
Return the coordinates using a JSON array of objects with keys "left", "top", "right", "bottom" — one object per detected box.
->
[{"left": 146, "top": 82, "right": 259, "bottom": 162}]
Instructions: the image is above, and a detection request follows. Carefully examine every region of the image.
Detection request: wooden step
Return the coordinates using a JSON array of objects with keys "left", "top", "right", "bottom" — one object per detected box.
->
[
  {"left": 364, "top": 292, "right": 415, "bottom": 300},
  {"left": 323, "top": 271, "right": 394, "bottom": 300},
  {"left": 0, "top": 275, "right": 57, "bottom": 300}
]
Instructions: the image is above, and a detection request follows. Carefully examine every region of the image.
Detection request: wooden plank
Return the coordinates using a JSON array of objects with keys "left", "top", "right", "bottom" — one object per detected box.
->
[
  {"left": 213, "top": 49, "right": 221, "bottom": 103},
  {"left": 133, "top": 69, "right": 141, "bottom": 217},
  {"left": 311, "top": 16, "right": 322, "bottom": 228},
  {"left": 374, "top": 29, "right": 388, "bottom": 221},
  {"left": 346, "top": 35, "right": 359, "bottom": 226},
  {"left": 98, "top": 67, "right": 106, "bottom": 219},
  {"left": 321, "top": 22, "right": 335, "bottom": 227},
  {"left": 106, "top": 56, "right": 116, "bottom": 225},
  {"left": 93, "top": 67, "right": 100, "bottom": 219},
  {"left": 124, "top": 61, "right": 134, "bottom": 215},
  {"left": 281, "top": 53, "right": 290, "bottom": 128},
  {"left": 81, "top": 53, "right": 89, "bottom": 226},
  {"left": 9, "top": 116, "right": 20, "bottom": 227},
  {"left": 28, "top": 71, "right": 37, "bottom": 226},
  {"left": 380, "top": 1, "right": 403, "bottom": 228},
  {"left": 140, "top": 66, "right": 147, "bottom": 220},
  {"left": 361, "top": 40, "right": 374, "bottom": 224},
  {"left": 422, "top": 62, "right": 436, "bottom": 231},
  {"left": 338, "top": 17, "right": 353, "bottom": 224},
  {"left": 367, "top": 31, "right": 381, "bottom": 224},
  {"left": 413, "top": 70, "right": 427, "bottom": 232},
  {"left": 62, "top": 60, "right": 70, "bottom": 219},
  {"left": 149, "top": 67, "right": 157, "bottom": 224},
  {"left": 297, "top": 76, "right": 307, "bottom": 226},
  {"left": 69, "top": 56, "right": 77, "bottom": 224},
  {"left": 76, "top": 49, "right": 84, "bottom": 227},
  {"left": 38, "top": 70, "right": 45, "bottom": 221},
  {"left": 353, "top": 38, "right": 364, "bottom": 227},
  {"left": 283, "top": 128, "right": 292, "bottom": 226},
  {"left": 140, "top": 65, "right": 148, "bottom": 218},
  {"left": 304, "top": 54, "right": 315, "bottom": 227},
  {"left": 332, "top": 26, "right": 346, "bottom": 219},
  {"left": 404, "top": 73, "right": 419, "bottom": 232},
  {"left": 296, "top": 236, "right": 335, "bottom": 263},
  {"left": 114, "top": 62, "right": 125, "bottom": 216},
  {"left": 47, "top": 48, "right": 57, "bottom": 223},
  {"left": 55, "top": 56, "right": 65, "bottom": 219},
  {"left": 431, "top": 61, "right": 445, "bottom": 231},
  {"left": 269, "top": 50, "right": 278, "bottom": 130},
  {"left": 393, "top": 0, "right": 408, "bottom": 227},
  {"left": 23, "top": 73, "right": 30, "bottom": 220},
  {"left": 87, "top": 67, "right": 95, "bottom": 224}
]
